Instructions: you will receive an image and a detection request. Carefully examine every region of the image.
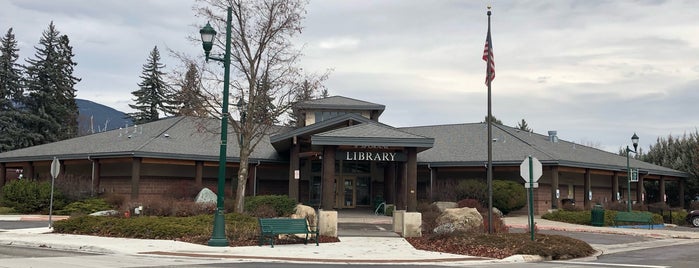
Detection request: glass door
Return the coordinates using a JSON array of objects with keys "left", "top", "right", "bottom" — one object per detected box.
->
[{"left": 342, "top": 177, "right": 356, "bottom": 208}]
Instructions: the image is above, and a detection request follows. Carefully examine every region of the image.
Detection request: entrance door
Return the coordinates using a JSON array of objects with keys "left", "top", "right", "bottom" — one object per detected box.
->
[{"left": 342, "top": 177, "right": 356, "bottom": 208}]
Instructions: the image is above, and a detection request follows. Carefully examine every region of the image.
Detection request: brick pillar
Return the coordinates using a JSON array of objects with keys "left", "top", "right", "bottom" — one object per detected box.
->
[
  {"left": 584, "top": 169, "right": 591, "bottom": 210},
  {"left": 131, "top": 158, "right": 141, "bottom": 200},
  {"left": 612, "top": 172, "right": 619, "bottom": 201}
]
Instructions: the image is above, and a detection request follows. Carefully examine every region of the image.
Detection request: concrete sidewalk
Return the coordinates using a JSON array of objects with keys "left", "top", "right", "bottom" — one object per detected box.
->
[
  {"left": 503, "top": 215, "right": 699, "bottom": 239},
  {"left": 1, "top": 214, "right": 697, "bottom": 265}
]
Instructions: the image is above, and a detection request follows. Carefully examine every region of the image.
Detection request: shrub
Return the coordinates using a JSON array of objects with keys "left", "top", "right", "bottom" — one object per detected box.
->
[
  {"left": 417, "top": 201, "right": 441, "bottom": 234},
  {"left": 53, "top": 174, "right": 92, "bottom": 203},
  {"left": 602, "top": 201, "right": 627, "bottom": 212},
  {"left": 1, "top": 179, "right": 66, "bottom": 213},
  {"left": 124, "top": 198, "right": 214, "bottom": 217},
  {"left": 0, "top": 207, "right": 16, "bottom": 214},
  {"left": 542, "top": 210, "right": 592, "bottom": 225},
  {"left": 248, "top": 204, "right": 277, "bottom": 218},
  {"left": 562, "top": 202, "right": 583, "bottom": 211},
  {"left": 57, "top": 198, "right": 114, "bottom": 216},
  {"left": 492, "top": 180, "right": 526, "bottom": 215},
  {"left": 102, "top": 193, "right": 126, "bottom": 208},
  {"left": 52, "top": 213, "right": 259, "bottom": 245},
  {"left": 672, "top": 209, "right": 688, "bottom": 225},
  {"left": 244, "top": 195, "right": 296, "bottom": 217},
  {"left": 164, "top": 180, "right": 202, "bottom": 200},
  {"left": 455, "top": 179, "right": 487, "bottom": 202},
  {"left": 457, "top": 198, "right": 485, "bottom": 212},
  {"left": 483, "top": 212, "right": 509, "bottom": 233}
]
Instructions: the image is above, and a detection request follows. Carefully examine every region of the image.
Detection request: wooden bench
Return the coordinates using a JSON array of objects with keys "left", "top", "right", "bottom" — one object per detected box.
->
[
  {"left": 258, "top": 218, "right": 319, "bottom": 248},
  {"left": 613, "top": 212, "right": 654, "bottom": 229}
]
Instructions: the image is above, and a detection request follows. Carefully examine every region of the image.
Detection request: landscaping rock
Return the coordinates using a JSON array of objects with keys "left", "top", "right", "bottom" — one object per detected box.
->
[
  {"left": 291, "top": 203, "right": 317, "bottom": 228},
  {"left": 194, "top": 188, "right": 217, "bottom": 204},
  {"left": 89, "top": 210, "right": 120, "bottom": 216},
  {"left": 433, "top": 207, "right": 483, "bottom": 234},
  {"left": 432, "top": 201, "right": 458, "bottom": 212},
  {"left": 492, "top": 207, "right": 504, "bottom": 218}
]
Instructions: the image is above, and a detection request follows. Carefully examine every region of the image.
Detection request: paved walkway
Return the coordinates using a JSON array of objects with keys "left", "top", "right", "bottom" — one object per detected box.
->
[{"left": 1, "top": 213, "right": 697, "bottom": 265}]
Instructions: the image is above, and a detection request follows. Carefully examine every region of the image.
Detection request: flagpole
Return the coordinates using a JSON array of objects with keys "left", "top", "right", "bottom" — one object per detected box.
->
[{"left": 486, "top": 6, "right": 494, "bottom": 234}]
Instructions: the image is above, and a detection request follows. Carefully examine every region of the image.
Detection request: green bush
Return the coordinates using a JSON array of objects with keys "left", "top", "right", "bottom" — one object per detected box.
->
[
  {"left": 542, "top": 209, "right": 664, "bottom": 226},
  {"left": 57, "top": 198, "right": 114, "bottom": 216},
  {"left": 1, "top": 179, "right": 66, "bottom": 213},
  {"left": 244, "top": 195, "right": 296, "bottom": 217},
  {"left": 0, "top": 207, "right": 16, "bottom": 214},
  {"left": 492, "top": 180, "right": 526, "bottom": 214},
  {"left": 455, "top": 179, "right": 487, "bottom": 202},
  {"left": 672, "top": 210, "right": 688, "bottom": 225},
  {"left": 542, "top": 210, "right": 593, "bottom": 225},
  {"left": 52, "top": 213, "right": 259, "bottom": 244}
]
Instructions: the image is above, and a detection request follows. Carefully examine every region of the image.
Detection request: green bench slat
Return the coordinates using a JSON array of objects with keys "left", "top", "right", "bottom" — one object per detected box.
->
[
  {"left": 613, "top": 212, "right": 654, "bottom": 229},
  {"left": 258, "top": 218, "right": 319, "bottom": 248}
]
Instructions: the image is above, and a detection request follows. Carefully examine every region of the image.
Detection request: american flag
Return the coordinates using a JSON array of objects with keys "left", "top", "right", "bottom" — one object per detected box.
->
[{"left": 482, "top": 26, "right": 494, "bottom": 85}]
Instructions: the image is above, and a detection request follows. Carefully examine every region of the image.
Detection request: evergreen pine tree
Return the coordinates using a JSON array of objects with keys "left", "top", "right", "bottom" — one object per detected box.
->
[
  {"left": 0, "top": 28, "right": 25, "bottom": 151},
  {"left": 0, "top": 28, "right": 23, "bottom": 105},
  {"left": 23, "top": 22, "right": 80, "bottom": 145},
  {"left": 128, "top": 46, "right": 171, "bottom": 124},
  {"left": 169, "top": 62, "right": 207, "bottom": 117},
  {"left": 516, "top": 119, "right": 532, "bottom": 132}
]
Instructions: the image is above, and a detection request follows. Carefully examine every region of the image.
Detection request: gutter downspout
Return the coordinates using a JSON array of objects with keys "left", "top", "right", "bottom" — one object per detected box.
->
[{"left": 254, "top": 161, "right": 261, "bottom": 196}]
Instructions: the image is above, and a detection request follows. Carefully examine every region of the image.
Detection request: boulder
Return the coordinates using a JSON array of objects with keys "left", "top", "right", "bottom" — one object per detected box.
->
[
  {"left": 433, "top": 207, "right": 483, "bottom": 234},
  {"left": 432, "top": 201, "right": 458, "bottom": 212},
  {"left": 291, "top": 203, "right": 317, "bottom": 228},
  {"left": 194, "top": 188, "right": 217, "bottom": 204},
  {"left": 492, "top": 207, "right": 504, "bottom": 218},
  {"left": 89, "top": 210, "right": 120, "bottom": 216},
  {"left": 288, "top": 204, "right": 318, "bottom": 239}
]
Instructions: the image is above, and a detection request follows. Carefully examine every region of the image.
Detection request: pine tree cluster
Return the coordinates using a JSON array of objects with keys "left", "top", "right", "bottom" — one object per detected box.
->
[{"left": 0, "top": 23, "right": 80, "bottom": 152}]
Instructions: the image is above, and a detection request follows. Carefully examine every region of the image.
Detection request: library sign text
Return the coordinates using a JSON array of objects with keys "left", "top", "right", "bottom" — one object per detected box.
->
[{"left": 337, "top": 151, "right": 406, "bottom": 162}]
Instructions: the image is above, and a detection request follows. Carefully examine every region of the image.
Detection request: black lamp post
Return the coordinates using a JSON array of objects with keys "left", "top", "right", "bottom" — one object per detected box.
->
[
  {"left": 199, "top": 6, "right": 232, "bottom": 247},
  {"left": 626, "top": 133, "right": 639, "bottom": 212}
]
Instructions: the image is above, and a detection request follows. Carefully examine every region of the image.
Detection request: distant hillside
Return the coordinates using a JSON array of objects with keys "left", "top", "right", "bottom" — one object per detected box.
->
[{"left": 77, "top": 99, "right": 132, "bottom": 134}]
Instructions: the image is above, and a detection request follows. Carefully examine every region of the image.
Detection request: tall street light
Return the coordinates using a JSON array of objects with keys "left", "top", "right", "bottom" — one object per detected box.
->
[
  {"left": 199, "top": 6, "right": 232, "bottom": 247},
  {"left": 625, "top": 133, "right": 639, "bottom": 212}
]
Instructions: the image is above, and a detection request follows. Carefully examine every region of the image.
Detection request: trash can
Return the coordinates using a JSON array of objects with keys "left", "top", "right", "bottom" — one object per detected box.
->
[{"left": 591, "top": 204, "right": 604, "bottom": 227}]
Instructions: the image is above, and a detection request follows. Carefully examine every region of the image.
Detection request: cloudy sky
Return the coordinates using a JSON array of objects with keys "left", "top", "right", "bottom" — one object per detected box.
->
[{"left": 2, "top": 0, "right": 698, "bottom": 153}]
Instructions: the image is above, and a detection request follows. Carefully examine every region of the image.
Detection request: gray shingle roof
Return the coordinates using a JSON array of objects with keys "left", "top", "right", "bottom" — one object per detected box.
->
[
  {"left": 0, "top": 116, "right": 282, "bottom": 163},
  {"left": 0, "top": 114, "right": 687, "bottom": 178},
  {"left": 400, "top": 123, "right": 686, "bottom": 177}
]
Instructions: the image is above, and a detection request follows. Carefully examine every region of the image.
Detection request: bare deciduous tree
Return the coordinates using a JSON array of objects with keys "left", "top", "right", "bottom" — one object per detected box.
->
[{"left": 195, "top": 0, "right": 323, "bottom": 213}]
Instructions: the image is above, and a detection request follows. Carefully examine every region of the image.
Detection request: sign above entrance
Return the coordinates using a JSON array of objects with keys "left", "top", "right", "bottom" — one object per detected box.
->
[{"left": 337, "top": 151, "right": 406, "bottom": 162}]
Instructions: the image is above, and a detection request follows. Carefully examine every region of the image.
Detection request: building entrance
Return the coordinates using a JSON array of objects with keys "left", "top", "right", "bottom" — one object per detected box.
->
[{"left": 342, "top": 177, "right": 356, "bottom": 208}]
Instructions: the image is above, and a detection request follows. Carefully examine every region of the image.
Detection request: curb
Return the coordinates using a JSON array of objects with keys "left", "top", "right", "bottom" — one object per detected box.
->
[{"left": 142, "top": 251, "right": 491, "bottom": 264}]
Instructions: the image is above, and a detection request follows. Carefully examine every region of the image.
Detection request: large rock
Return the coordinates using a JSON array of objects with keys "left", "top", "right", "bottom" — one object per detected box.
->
[
  {"left": 194, "top": 188, "right": 217, "bottom": 204},
  {"left": 433, "top": 207, "right": 483, "bottom": 234},
  {"left": 432, "top": 201, "right": 458, "bottom": 212},
  {"left": 291, "top": 203, "right": 317, "bottom": 228}
]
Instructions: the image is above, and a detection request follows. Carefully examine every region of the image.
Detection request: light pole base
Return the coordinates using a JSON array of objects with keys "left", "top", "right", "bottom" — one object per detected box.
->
[{"left": 207, "top": 209, "right": 229, "bottom": 247}]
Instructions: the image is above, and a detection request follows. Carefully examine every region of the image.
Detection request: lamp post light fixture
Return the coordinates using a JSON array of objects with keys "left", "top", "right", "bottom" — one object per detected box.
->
[
  {"left": 199, "top": 6, "right": 233, "bottom": 247},
  {"left": 625, "top": 133, "right": 639, "bottom": 212}
]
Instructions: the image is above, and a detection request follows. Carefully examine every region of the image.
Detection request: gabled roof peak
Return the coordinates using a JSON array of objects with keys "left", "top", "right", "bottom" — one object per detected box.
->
[{"left": 294, "top": 96, "right": 386, "bottom": 112}]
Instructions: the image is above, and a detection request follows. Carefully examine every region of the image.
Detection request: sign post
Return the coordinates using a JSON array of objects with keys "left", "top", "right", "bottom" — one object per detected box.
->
[
  {"left": 49, "top": 157, "right": 60, "bottom": 228},
  {"left": 520, "top": 156, "right": 542, "bottom": 241}
]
